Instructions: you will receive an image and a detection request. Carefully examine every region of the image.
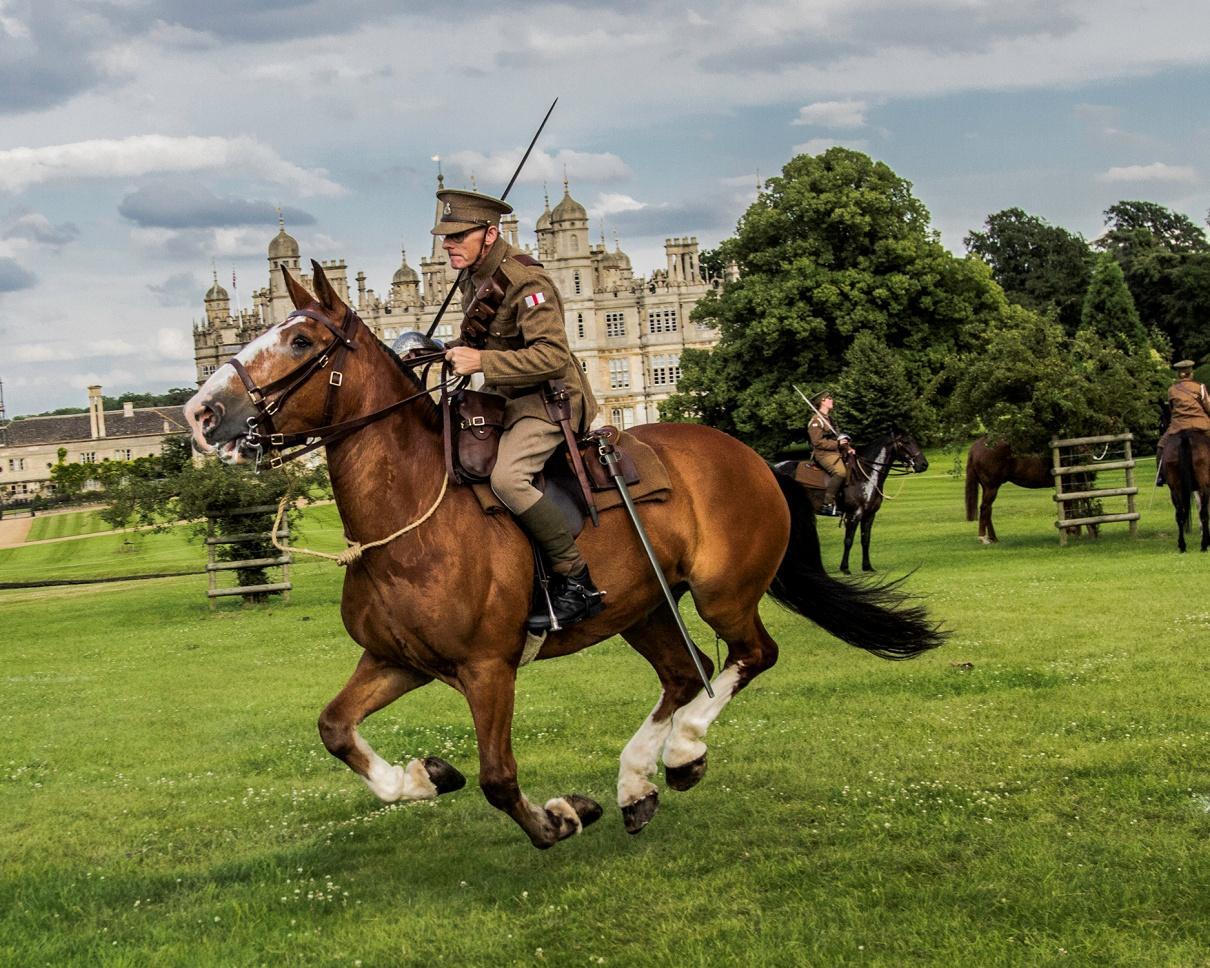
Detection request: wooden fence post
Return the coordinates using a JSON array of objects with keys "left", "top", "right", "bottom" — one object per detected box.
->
[
  {"left": 1050, "top": 433, "right": 1140, "bottom": 544},
  {"left": 204, "top": 503, "right": 293, "bottom": 606}
]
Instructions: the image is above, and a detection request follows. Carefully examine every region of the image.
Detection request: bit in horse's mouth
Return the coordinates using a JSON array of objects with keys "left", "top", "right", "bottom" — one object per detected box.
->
[{"left": 216, "top": 435, "right": 254, "bottom": 465}]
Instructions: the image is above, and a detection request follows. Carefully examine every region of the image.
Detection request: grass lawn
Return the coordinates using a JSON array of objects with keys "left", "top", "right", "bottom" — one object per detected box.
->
[
  {"left": 24, "top": 509, "right": 111, "bottom": 542},
  {"left": 1, "top": 456, "right": 1207, "bottom": 966}
]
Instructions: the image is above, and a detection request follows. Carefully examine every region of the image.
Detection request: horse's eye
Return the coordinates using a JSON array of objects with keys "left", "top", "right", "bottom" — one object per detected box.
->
[{"left": 291, "top": 335, "right": 312, "bottom": 350}]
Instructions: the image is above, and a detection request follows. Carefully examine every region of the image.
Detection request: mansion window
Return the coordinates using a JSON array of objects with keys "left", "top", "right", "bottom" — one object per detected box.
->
[
  {"left": 114, "top": 449, "right": 132, "bottom": 461},
  {"left": 574, "top": 270, "right": 582, "bottom": 295},
  {"left": 605, "top": 312, "right": 626, "bottom": 338},
  {"left": 80, "top": 452, "right": 96, "bottom": 464},
  {"left": 577, "top": 312, "right": 585, "bottom": 339},
  {"left": 202, "top": 364, "right": 218, "bottom": 377},
  {"left": 649, "top": 354, "right": 682, "bottom": 387},
  {"left": 648, "top": 308, "right": 678, "bottom": 334},
  {"left": 7, "top": 458, "right": 25, "bottom": 472},
  {"left": 610, "top": 407, "right": 635, "bottom": 430},
  {"left": 608, "top": 358, "right": 631, "bottom": 389}
]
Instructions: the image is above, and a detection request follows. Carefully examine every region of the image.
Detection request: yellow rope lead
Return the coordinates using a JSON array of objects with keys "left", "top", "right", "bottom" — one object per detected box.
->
[{"left": 272, "top": 473, "right": 449, "bottom": 567}]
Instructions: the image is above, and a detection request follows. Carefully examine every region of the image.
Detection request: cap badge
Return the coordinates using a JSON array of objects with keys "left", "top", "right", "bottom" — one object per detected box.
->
[{"left": 443, "top": 202, "right": 452, "bottom": 215}]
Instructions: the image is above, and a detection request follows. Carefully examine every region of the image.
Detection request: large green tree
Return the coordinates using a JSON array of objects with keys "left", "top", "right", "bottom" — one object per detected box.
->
[
  {"left": 660, "top": 148, "right": 1004, "bottom": 455},
  {"left": 834, "top": 331, "right": 922, "bottom": 442},
  {"left": 964, "top": 207, "right": 1093, "bottom": 333},
  {"left": 1080, "top": 253, "right": 1147, "bottom": 351},
  {"left": 1095, "top": 200, "right": 1210, "bottom": 361}
]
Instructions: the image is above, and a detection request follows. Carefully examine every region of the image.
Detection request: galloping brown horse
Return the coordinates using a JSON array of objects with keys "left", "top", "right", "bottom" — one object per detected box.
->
[
  {"left": 185, "top": 262, "right": 943, "bottom": 849},
  {"left": 1160, "top": 431, "right": 1210, "bottom": 552}
]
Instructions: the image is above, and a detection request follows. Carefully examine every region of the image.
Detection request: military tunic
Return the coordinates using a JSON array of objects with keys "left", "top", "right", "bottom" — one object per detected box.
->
[
  {"left": 808, "top": 416, "right": 848, "bottom": 479},
  {"left": 461, "top": 238, "right": 597, "bottom": 433},
  {"left": 1166, "top": 377, "right": 1210, "bottom": 434}
]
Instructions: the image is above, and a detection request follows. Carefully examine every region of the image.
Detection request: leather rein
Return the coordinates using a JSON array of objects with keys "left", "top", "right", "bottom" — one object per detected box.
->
[{"left": 227, "top": 307, "right": 450, "bottom": 468}]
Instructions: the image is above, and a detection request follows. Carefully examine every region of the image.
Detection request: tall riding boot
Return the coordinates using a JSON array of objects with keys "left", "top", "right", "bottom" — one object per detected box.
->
[
  {"left": 516, "top": 496, "right": 604, "bottom": 632},
  {"left": 821, "top": 473, "right": 844, "bottom": 517}
]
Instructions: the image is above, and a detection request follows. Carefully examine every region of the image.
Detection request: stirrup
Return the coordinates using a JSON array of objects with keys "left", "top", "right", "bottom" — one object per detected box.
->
[{"left": 819, "top": 503, "right": 840, "bottom": 517}]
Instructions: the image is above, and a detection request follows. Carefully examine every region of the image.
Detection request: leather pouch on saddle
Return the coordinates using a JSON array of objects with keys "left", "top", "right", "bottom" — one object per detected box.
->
[{"left": 443, "top": 388, "right": 507, "bottom": 484}]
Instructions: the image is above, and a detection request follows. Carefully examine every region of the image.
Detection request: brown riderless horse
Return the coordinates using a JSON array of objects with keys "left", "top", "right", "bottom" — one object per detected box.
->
[
  {"left": 1160, "top": 430, "right": 1210, "bottom": 552},
  {"left": 185, "top": 262, "right": 943, "bottom": 849},
  {"left": 964, "top": 437, "right": 1096, "bottom": 543},
  {"left": 774, "top": 429, "right": 928, "bottom": 574}
]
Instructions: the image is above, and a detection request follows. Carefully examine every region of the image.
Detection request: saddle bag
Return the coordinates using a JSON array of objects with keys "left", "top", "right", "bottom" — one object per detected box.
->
[{"left": 444, "top": 388, "right": 507, "bottom": 484}]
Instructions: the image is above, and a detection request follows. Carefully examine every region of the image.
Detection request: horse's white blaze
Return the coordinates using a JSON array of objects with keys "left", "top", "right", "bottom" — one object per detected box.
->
[
  {"left": 358, "top": 738, "right": 438, "bottom": 802},
  {"left": 544, "top": 797, "right": 583, "bottom": 835},
  {"left": 617, "top": 694, "right": 672, "bottom": 806},
  {"left": 663, "top": 664, "right": 744, "bottom": 768},
  {"left": 862, "top": 444, "right": 889, "bottom": 505}
]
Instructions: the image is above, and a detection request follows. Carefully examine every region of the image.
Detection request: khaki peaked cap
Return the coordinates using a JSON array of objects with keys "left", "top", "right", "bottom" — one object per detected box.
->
[
  {"left": 1174, "top": 359, "right": 1196, "bottom": 370},
  {"left": 431, "top": 189, "right": 513, "bottom": 235}
]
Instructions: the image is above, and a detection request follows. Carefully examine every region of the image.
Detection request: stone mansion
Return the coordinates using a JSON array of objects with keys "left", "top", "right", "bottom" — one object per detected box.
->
[{"left": 192, "top": 176, "right": 727, "bottom": 429}]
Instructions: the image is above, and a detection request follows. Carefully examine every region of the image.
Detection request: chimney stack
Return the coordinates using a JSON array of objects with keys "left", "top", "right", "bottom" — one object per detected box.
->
[{"left": 88, "top": 385, "right": 107, "bottom": 439}]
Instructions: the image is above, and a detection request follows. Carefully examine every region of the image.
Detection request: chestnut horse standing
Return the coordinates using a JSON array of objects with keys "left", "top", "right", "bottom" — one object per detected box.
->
[
  {"left": 185, "top": 262, "right": 943, "bottom": 849},
  {"left": 1160, "top": 431, "right": 1210, "bottom": 552}
]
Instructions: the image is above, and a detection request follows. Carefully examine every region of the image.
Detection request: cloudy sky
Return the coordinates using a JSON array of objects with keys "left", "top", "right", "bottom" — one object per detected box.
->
[{"left": 1, "top": 0, "right": 1208, "bottom": 415}]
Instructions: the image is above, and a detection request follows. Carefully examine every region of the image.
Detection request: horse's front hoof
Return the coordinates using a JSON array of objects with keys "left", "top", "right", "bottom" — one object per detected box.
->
[
  {"left": 423, "top": 756, "right": 466, "bottom": 795},
  {"left": 666, "top": 752, "right": 708, "bottom": 791},
  {"left": 978, "top": 536, "right": 995, "bottom": 545},
  {"left": 621, "top": 790, "right": 659, "bottom": 834},
  {"left": 543, "top": 794, "right": 603, "bottom": 843},
  {"left": 840, "top": 566, "right": 851, "bottom": 575},
  {"left": 863, "top": 565, "right": 876, "bottom": 573}
]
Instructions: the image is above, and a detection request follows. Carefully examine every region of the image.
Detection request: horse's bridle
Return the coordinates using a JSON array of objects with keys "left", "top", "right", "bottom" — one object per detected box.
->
[
  {"left": 852, "top": 433, "right": 921, "bottom": 477},
  {"left": 226, "top": 307, "right": 447, "bottom": 468}
]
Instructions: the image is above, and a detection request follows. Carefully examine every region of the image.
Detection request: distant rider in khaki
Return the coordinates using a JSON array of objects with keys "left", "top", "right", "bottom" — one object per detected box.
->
[
  {"left": 435, "top": 188, "right": 602, "bottom": 631},
  {"left": 808, "top": 393, "right": 852, "bottom": 517},
  {"left": 1157, "top": 359, "right": 1210, "bottom": 482}
]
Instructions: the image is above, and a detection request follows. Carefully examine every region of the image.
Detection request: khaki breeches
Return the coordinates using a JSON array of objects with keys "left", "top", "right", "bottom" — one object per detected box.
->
[
  {"left": 490, "top": 416, "right": 563, "bottom": 515},
  {"left": 814, "top": 452, "right": 848, "bottom": 479}
]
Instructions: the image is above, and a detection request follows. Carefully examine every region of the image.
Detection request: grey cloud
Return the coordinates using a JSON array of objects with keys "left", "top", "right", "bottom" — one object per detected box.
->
[
  {"left": 117, "top": 0, "right": 405, "bottom": 43},
  {"left": 148, "top": 271, "right": 205, "bottom": 307},
  {"left": 607, "top": 201, "right": 734, "bottom": 238},
  {"left": 700, "top": 1, "right": 1084, "bottom": 74},
  {"left": 0, "top": 257, "right": 37, "bottom": 292},
  {"left": 119, "top": 183, "right": 316, "bottom": 229},
  {"left": 0, "top": 1, "right": 118, "bottom": 114},
  {"left": 3, "top": 211, "right": 80, "bottom": 246}
]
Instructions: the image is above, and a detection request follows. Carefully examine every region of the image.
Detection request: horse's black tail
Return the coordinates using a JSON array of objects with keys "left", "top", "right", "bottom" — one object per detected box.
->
[
  {"left": 768, "top": 473, "right": 946, "bottom": 659},
  {"left": 964, "top": 448, "right": 979, "bottom": 521},
  {"left": 1177, "top": 433, "right": 1194, "bottom": 534}
]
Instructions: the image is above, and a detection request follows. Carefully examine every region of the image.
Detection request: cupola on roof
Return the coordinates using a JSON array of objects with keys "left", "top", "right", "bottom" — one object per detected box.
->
[
  {"left": 551, "top": 177, "right": 586, "bottom": 223},
  {"left": 268, "top": 213, "right": 299, "bottom": 260},
  {"left": 535, "top": 187, "right": 553, "bottom": 231},
  {"left": 205, "top": 269, "right": 228, "bottom": 301},
  {"left": 392, "top": 247, "right": 419, "bottom": 284}
]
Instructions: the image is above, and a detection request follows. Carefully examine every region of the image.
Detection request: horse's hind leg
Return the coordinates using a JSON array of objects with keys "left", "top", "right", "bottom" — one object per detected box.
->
[
  {"left": 840, "top": 519, "right": 857, "bottom": 573},
  {"left": 1200, "top": 489, "right": 1209, "bottom": 552},
  {"left": 459, "top": 659, "right": 602, "bottom": 849},
  {"left": 617, "top": 605, "right": 716, "bottom": 834},
  {"left": 662, "top": 591, "right": 779, "bottom": 791},
  {"left": 318, "top": 650, "right": 464, "bottom": 803}
]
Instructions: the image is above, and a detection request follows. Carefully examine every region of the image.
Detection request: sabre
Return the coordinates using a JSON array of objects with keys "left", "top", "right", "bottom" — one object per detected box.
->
[
  {"left": 792, "top": 383, "right": 843, "bottom": 438},
  {"left": 425, "top": 98, "right": 559, "bottom": 339},
  {"left": 597, "top": 435, "right": 714, "bottom": 698}
]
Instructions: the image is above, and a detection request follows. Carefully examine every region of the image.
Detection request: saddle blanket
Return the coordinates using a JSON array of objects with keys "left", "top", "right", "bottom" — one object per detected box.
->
[{"left": 471, "top": 428, "right": 672, "bottom": 516}]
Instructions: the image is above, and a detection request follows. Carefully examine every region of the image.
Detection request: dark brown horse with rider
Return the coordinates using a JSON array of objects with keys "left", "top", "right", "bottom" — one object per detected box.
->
[{"left": 185, "top": 262, "right": 943, "bottom": 849}]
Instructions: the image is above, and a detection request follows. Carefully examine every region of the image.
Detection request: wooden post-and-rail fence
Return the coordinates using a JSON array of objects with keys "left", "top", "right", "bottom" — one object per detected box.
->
[
  {"left": 204, "top": 503, "right": 292, "bottom": 606},
  {"left": 1050, "top": 433, "right": 1139, "bottom": 547}
]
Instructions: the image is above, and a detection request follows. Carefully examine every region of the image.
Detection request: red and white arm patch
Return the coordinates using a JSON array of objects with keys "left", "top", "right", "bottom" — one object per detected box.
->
[{"left": 523, "top": 291, "right": 546, "bottom": 308}]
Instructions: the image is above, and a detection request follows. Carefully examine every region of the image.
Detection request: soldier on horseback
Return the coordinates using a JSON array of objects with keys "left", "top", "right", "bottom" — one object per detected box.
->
[
  {"left": 436, "top": 188, "right": 604, "bottom": 631},
  {"left": 1156, "top": 359, "right": 1210, "bottom": 484},
  {"left": 808, "top": 393, "right": 853, "bottom": 517}
]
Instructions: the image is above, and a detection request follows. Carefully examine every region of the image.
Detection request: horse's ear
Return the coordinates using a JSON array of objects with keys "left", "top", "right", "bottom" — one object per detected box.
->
[
  {"left": 310, "top": 259, "right": 348, "bottom": 315},
  {"left": 280, "top": 266, "right": 313, "bottom": 310}
]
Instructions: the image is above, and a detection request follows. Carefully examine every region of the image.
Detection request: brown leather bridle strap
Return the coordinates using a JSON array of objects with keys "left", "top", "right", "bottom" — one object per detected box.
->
[{"left": 226, "top": 305, "right": 460, "bottom": 468}]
